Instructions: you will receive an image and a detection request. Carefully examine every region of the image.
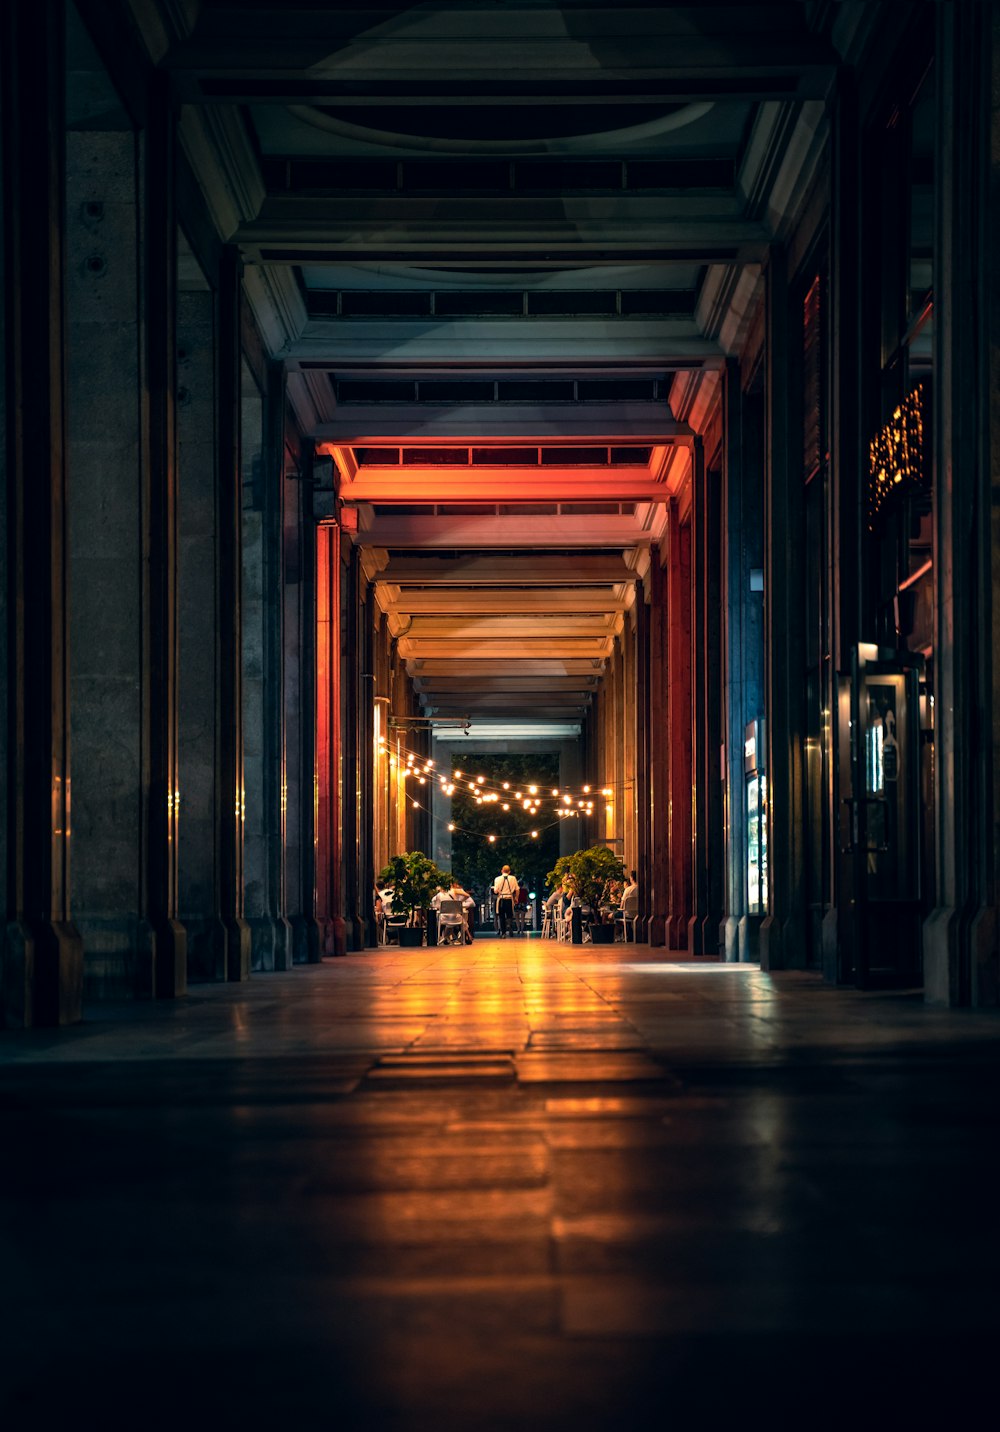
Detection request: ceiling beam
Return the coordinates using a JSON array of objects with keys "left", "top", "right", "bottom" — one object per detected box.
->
[
  {"left": 357, "top": 514, "right": 657, "bottom": 548},
  {"left": 413, "top": 676, "right": 600, "bottom": 692},
  {"left": 397, "top": 637, "right": 615, "bottom": 658},
  {"left": 383, "top": 554, "right": 634, "bottom": 584},
  {"left": 340, "top": 466, "right": 678, "bottom": 505},
  {"left": 407, "top": 657, "right": 605, "bottom": 676},
  {"left": 399, "top": 615, "right": 620, "bottom": 638},
  {"left": 385, "top": 588, "right": 630, "bottom": 615},
  {"left": 314, "top": 405, "right": 698, "bottom": 441}
]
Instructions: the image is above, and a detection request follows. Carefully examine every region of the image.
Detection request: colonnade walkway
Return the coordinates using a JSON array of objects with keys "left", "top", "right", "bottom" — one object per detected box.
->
[{"left": 2, "top": 940, "right": 999, "bottom": 1427}]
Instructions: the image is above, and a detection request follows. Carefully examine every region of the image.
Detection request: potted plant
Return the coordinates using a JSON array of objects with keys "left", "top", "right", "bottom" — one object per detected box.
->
[
  {"left": 377, "top": 850, "right": 451, "bottom": 946},
  {"left": 547, "top": 844, "right": 625, "bottom": 944}
]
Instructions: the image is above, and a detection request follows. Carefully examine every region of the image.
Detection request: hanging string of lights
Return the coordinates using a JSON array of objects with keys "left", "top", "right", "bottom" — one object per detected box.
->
[
  {"left": 400, "top": 792, "right": 590, "bottom": 846},
  {"left": 376, "top": 735, "right": 620, "bottom": 814}
]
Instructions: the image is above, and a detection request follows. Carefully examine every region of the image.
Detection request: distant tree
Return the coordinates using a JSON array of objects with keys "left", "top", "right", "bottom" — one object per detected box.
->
[{"left": 449, "top": 753, "right": 561, "bottom": 901}]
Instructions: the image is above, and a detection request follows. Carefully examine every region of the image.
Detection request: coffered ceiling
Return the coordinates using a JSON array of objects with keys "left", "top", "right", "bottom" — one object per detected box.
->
[{"left": 134, "top": 0, "right": 839, "bottom": 730}]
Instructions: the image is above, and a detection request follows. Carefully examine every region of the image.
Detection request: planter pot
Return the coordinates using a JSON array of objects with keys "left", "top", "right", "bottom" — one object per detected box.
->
[
  {"left": 589, "top": 923, "right": 615, "bottom": 944},
  {"left": 398, "top": 926, "right": 424, "bottom": 947}
]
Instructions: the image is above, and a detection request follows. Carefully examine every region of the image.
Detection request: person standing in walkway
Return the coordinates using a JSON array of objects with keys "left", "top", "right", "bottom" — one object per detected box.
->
[{"left": 492, "top": 865, "right": 519, "bottom": 938}]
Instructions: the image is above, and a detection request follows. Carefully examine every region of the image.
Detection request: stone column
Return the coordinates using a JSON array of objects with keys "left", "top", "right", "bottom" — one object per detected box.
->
[
  {"left": 342, "top": 545, "right": 364, "bottom": 949},
  {"left": 760, "top": 249, "right": 808, "bottom": 971},
  {"left": 665, "top": 504, "right": 693, "bottom": 948},
  {"left": 217, "top": 247, "right": 251, "bottom": 980},
  {"left": 645, "top": 546, "right": 669, "bottom": 946},
  {"left": 360, "top": 586, "right": 378, "bottom": 947},
  {"left": 241, "top": 357, "right": 291, "bottom": 970},
  {"left": 688, "top": 438, "right": 725, "bottom": 954},
  {"left": 65, "top": 126, "right": 146, "bottom": 998},
  {"left": 1, "top": 0, "right": 84, "bottom": 1026},
  {"left": 721, "top": 363, "right": 745, "bottom": 960},
  {"left": 633, "top": 580, "right": 651, "bottom": 934},
  {"left": 923, "top": 3, "right": 1000, "bottom": 1005},
  {"left": 141, "top": 76, "right": 187, "bottom": 998},
  {"left": 282, "top": 437, "right": 318, "bottom": 963},
  {"left": 177, "top": 282, "right": 227, "bottom": 981}
]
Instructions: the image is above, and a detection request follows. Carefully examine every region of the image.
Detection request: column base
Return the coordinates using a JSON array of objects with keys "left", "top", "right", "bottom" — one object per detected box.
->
[
  {"left": 2, "top": 918, "right": 84, "bottom": 1028},
  {"left": 665, "top": 915, "right": 688, "bottom": 950},
  {"left": 688, "top": 913, "right": 723, "bottom": 955},
  {"left": 821, "top": 906, "right": 839, "bottom": 985},
  {"left": 288, "top": 913, "right": 322, "bottom": 964},
  {"left": 722, "top": 915, "right": 740, "bottom": 962},
  {"left": 247, "top": 914, "right": 294, "bottom": 972},
  {"left": 737, "top": 914, "right": 761, "bottom": 962},
  {"left": 183, "top": 915, "right": 228, "bottom": 983},
  {"left": 224, "top": 917, "right": 252, "bottom": 982},
  {"left": 80, "top": 915, "right": 171, "bottom": 1000},
  {"left": 330, "top": 915, "right": 348, "bottom": 958},
  {"left": 136, "top": 917, "right": 187, "bottom": 999},
  {"left": 759, "top": 912, "right": 806, "bottom": 971},
  {"left": 646, "top": 915, "right": 666, "bottom": 947}
]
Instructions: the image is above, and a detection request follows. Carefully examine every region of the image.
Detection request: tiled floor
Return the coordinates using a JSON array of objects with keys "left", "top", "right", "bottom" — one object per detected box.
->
[{"left": 2, "top": 939, "right": 999, "bottom": 1428}]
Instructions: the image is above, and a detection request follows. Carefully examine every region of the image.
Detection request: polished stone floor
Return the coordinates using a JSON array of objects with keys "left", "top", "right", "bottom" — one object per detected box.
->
[{"left": 2, "top": 938, "right": 999, "bottom": 1427}]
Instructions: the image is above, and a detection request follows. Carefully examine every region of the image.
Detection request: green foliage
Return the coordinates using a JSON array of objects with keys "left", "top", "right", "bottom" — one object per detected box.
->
[
  {"left": 449, "top": 753, "right": 561, "bottom": 899},
  {"left": 546, "top": 844, "right": 625, "bottom": 915},
  {"left": 376, "top": 850, "right": 451, "bottom": 923}
]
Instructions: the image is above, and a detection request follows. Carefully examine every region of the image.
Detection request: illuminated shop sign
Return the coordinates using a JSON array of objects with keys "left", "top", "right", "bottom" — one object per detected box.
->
[{"left": 868, "top": 383, "right": 928, "bottom": 530}]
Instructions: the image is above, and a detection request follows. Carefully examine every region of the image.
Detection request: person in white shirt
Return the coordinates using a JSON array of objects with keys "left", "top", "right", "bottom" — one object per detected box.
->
[{"left": 492, "top": 865, "right": 519, "bottom": 938}]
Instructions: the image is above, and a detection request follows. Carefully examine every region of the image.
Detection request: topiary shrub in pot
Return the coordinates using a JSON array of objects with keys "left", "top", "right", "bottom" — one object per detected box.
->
[
  {"left": 377, "top": 850, "right": 451, "bottom": 946},
  {"left": 547, "top": 844, "right": 625, "bottom": 944}
]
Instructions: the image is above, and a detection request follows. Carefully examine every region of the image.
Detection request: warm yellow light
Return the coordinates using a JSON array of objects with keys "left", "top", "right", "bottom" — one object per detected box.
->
[
  {"left": 602, "top": 787, "right": 612, "bottom": 797},
  {"left": 455, "top": 769, "right": 462, "bottom": 778},
  {"left": 531, "top": 830, "right": 538, "bottom": 838},
  {"left": 563, "top": 795, "right": 572, "bottom": 805},
  {"left": 488, "top": 834, "right": 496, "bottom": 843},
  {"left": 502, "top": 781, "right": 510, "bottom": 790},
  {"left": 418, "top": 776, "right": 426, "bottom": 785},
  {"left": 476, "top": 797, "right": 483, "bottom": 805},
  {"left": 528, "top": 785, "right": 537, "bottom": 795},
  {"left": 552, "top": 788, "right": 559, "bottom": 797},
  {"left": 583, "top": 784, "right": 590, "bottom": 793},
  {"left": 477, "top": 775, "right": 486, "bottom": 785},
  {"left": 502, "top": 803, "right": 509, "bottom": 811},
  {"left": 412, "top": 800, "right": 419, "bottom": 809},
  {"left": 447, "top": 822, "right": 455, "bottom": 832}
]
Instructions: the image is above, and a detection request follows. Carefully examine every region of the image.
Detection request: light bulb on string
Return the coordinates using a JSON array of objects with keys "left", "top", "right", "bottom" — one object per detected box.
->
[
  {"left": 412, "top": 800, "right": 419, "bottom": 809},
  {"left": 477, "top": 776, "right": 486, "bottom": 785},
  {"left": 447, "top": 822, "right": 455, "bottom": 832},
  {"left": 531, "top": 830, "right": 538, "bottom": 839},
  {"left": 488, "top": 835, "right": 496, "bottom": 843},
  {"left": 528, "top": 785, "right": 537, "bottom": 795},
  {"left": 502, "top": 803, "right": 509, "bottom": 812},
  {"left": 502, "top": 782, "right": 510, "bottom": 790},
  {"left": 454, "top": 769, "right": 462, "bottom": 778},
  {"left": 551, "top": 789, "right": 559, "bottom": 797},
  {"left": 583, "top": 785, "right": 591, "bottom": 793}
]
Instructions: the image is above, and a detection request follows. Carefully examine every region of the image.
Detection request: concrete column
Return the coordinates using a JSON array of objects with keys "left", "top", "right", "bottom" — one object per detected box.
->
[
  {"left": 645, "top": 545, "right": 668, "bottom": 946},
  {"left": 760, "top": 250, "right": 808, "bottom": 971},
  {"left": 665, "top": 506, "right": 693, "bottom": 948},
  {"left": 634, "top": 581, "right": 651, "bottom": 934},
  {"left": 360, "top": 585, "right": 378, "bottom": 947},
  {"left": 1, "top": 0, "right": 84, "bottom": 1026},
  {"left": 923, "top": 3, "right": 1000, "bottom": 1005},
  {"left": 342, "top": 545, "right": 364, "bottom": 949},
  {"left": 282, "top": 440, "right": 317, "bottom": 963},
  {"left": 241, "top": 358, "right": 291, "bottom": 970},
  {"left": 827, "top": 67, "right": 863, "bottom": 984},
  {"left": 141, "top": 77, "right": 187, "bottom": 998},
  {"left": 217, "top": 247, "right": 251, "bottom": 980},
  {"left": 65, "top": 128, "right": 146, "bottom": 998},
  {"left": 721, "top": 364, "right": 746, "bottom": 960},
  {"left": 688, "top": 439, "right": 725, "bottom": 954},
  {"left": 177, "top": 284, "right": 227, "bottom": 981}
]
